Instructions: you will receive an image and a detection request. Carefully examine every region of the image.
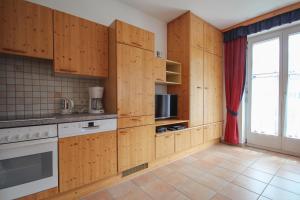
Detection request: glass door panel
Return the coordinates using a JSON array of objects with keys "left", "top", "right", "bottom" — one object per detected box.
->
[
  {"left": 251, "top": 38, "right": 280, "bottom": 136},
  {"left": 285, "top": 32, "right": 300, "bottom": 139}
]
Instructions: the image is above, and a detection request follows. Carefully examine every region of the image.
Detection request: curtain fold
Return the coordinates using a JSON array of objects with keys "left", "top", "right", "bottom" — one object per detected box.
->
[{"left": 224, "top": 37, "right": 247, "bottom": 145}]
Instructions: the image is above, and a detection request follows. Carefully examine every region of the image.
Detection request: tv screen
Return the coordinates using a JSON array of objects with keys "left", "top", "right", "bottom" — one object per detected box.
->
[{"left": 155, "top": 94, "right": 178, "bottom": 119}]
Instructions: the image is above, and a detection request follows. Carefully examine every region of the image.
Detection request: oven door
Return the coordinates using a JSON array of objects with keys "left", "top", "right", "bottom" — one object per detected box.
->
[{"left": 0, "top": 138, "right": 58, "bottom": 200}]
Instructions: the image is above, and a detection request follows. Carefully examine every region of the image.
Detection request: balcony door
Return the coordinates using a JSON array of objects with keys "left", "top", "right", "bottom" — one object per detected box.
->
[{"left": 247, "top": 24, "right": 300, "bottom": 156}]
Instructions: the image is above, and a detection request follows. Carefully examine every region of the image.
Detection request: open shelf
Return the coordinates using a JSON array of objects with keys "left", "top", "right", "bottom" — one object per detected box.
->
[
  {"left": 166, "top": 60, "right": 181, "bottom": 84},
  {"left": 155, "top": 119, "right": 189, "bottom": 127}
]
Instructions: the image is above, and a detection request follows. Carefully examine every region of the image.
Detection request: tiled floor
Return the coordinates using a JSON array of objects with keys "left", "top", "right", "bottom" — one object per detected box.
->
[{"left": 82, "top": 144, "right": 300, "bottom": 200}]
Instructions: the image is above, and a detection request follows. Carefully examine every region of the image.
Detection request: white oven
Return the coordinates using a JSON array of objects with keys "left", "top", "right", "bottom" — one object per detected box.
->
[{"left": 0, "top": 125, "right": 58, "bottom": 200}]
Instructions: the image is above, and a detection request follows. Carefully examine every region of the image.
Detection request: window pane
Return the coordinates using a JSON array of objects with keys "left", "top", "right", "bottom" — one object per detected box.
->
[
  {"left": 251, "top": 38, "right": 279, "bottom": 135},
  {"left": 286, "top": 32, "right": 300, "bottom": 139}
]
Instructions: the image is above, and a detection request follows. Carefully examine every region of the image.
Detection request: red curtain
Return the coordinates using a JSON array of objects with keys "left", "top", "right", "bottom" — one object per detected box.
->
[{"left": 224, "top": 37, "right": 247, "bottom": 145}]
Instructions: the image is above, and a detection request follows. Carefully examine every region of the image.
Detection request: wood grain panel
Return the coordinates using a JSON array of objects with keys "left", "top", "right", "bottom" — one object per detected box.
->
[
  {"left": 191, "top": 126, "right": 204, "bottom": 147},
  {"left": 59, "top": 131, "right": 117, "bottom": 192},
  {"left": 118, "top": 115, "right": 154, "bottom": 129},
  {"left": 175, "top": 129, "right": 191, "bottom": 152},
  {"left": 155, "top": 133, "right": 175, "bottom": 159},
  {"left": 118, "top": 125, "right": 155, "bottom": 172},
  {"left": 17, "top": 187, "right": 58, "bottom": 200},
  {"left": 0, "top": 0, "right": 53, "bottom": 59}
]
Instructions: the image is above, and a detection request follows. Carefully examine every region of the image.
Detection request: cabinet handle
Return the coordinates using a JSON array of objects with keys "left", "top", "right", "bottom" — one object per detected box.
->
[
  {"left": 131, "top": 118, "right": 141, "bottom": 121},
  {"left": 197, "top": 86, "right": 202, "bottom": 89},
  {"left": 119, "top": 131, "right": 128, "bottom": 134},
  {"left": 120, "top": 114, "right": 130, "bottom": 117},
  {"left": 204, "top": 87, "right": 208, "bottom": 90},
  {"left": 58, "top": 69, "right": 77, "bottom": 73},
  {"left": 165, "top": 135, "right": 171, "bottom": 138},
  {"left": 131, "top": 42, "right": 142, "bottom": 47},
  {"left": 2, "top": 48, "right": 27, "bottom": 54}
]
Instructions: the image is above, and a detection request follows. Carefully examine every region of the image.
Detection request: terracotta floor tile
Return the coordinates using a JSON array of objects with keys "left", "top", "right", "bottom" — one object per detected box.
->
[
  {"left": 210, "top": 193, "right": 232, "bottom": 200},
  {"left": 219, "top": 183, "right": 259, "bottom": 200},
  {"left": 132, "top": 172, "right": 158, "bottom": 187},
  {"left": 82, "top": 190, "right": 113, "bottom": 200},
  {"left": 152, "top": 165, "right": 174, "bottom": 178},
  {"left": 107, "top": 181, "right": 152, "bottom": 200},
  {"left": 218, "top": 160, "right": 248, "bottom": 173},
  {"left": 281, "top": 164, "right": 300, "bottom": 175},
  {"left": 232, "top": 174, "right": 267, "bottom": 194},
  {"left": 276, "top": 169, "right": 300, "bottom": 183},
  {"left": 190, "top": 172, "right": 230, "bottom": 191},
  {"left": 242, "top": 168, "right": 273, "bottom": 183},
  {"left": 138, "top": 176, "right": 188, "bottom": 200},
  {"left": 209, "top": 166, "right": 239, "bottom": 182},
  {"left": 177, "top": 165, "right": 205, "bottom": 179},
  {"left": 250, "top": 161, "right": 281, "bottom": 175},
  {"left": 262, "top": 185, "right": 300, "bottom": 200},
  {"left": 270, "top": 176, "right": 300, "bottom": 195},
  {"left": 190, "top": 159, "right": 217, "bottom": 172}
]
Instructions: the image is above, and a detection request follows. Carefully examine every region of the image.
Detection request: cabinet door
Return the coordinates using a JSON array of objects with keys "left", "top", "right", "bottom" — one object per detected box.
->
[
  {"left": 204, "top": 23, "right": 223, "bottom": 56},
  {"left": 118, "top": 125, "right": 155, "bottom": 172},
  {"left": 154, "top": 58, "right": 166, "bottom": 82},
  {"left": 59, "top": 131, "right": 117, "bottom": 192},
  {"left": 191, "top": 126, "right": 204, "bottom": 147},
  {"left": 190, "top": 47, "right": 204, "bottom": 127},
  {"left": 0, "top": 0, "right": 53, "bottom": 59},
  {"left": 54, "top": 10, "right": 81, "bottom": 74},
  {"left": 117, "top": 43, "right": 143, "bottom": 117},
  {"left": 141, "top": 50, "right": 155, "bottom": 116},
  {"left": 175, "top": 129, "right": 191, "bottom": 152},
  {"left": 204, "top": 123, "right": 222, "bottom": 142},
  {"left": 116, "top": 20, "right": 154, "bottom": 51},
  {"left": 204, "top": 52, "right": 214, "bottom": 124},
  {"left": 190, "top": 14, "right": 204, "bottom": 49},
  {"left": 156, "top": 133, "right": 175, "bottom": 159}
]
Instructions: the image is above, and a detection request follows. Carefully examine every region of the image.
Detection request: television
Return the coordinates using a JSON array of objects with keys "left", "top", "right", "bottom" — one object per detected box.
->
[{"left": 155, "top": 94, "right": 178, "bottom": 119}]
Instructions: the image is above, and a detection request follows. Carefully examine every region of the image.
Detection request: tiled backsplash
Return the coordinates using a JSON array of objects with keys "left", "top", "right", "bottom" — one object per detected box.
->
[{"left": 0, "top": 54, "right": 102, "bottom": 120}]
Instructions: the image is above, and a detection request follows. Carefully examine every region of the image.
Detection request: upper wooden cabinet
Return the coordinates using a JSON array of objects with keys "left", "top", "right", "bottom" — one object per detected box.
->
[
  {"left": 54, "top": 11, "right": 108, "bottom": 77},
  {"left": 204, "top": 23, "right": 223, "bottom": 57},
  {"left": 154, "top": 58, "right": 166, "bottom": 83},
  {"left": 117, "top": 43, "right": 154, "bottom": 118},
  {"left": 0, "top": 0, "right": 53, "bottom": 59},
  {"left": 115, "top": 20, "right": 154, "bottom": 51},
  {"left": 190, "top": 13, "right": 204, "bottom": 49}
]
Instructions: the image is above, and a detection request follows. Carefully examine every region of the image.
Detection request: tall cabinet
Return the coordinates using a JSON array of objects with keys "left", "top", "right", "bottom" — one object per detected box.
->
[
  {"left": 105, "top": 20, "right": 155, "bottom": 172},
  {"left": 168, "top": 12, "right": 223, "bottom": 142}
]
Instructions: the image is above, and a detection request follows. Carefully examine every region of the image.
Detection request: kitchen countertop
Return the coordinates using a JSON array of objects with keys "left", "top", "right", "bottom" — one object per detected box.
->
[{"left": 0, "top": 113, "right": 117, "bottom": 129}]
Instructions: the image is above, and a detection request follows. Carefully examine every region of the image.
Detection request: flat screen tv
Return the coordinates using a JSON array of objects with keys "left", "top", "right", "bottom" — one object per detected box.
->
[{"left": 155, "top": 94, "right": 178, "bottom": 119}]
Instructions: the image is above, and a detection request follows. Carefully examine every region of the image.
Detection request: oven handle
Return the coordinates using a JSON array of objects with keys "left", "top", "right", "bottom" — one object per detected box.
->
[{"left": 0, "top": 137, "right": 57, "bottom": 150}]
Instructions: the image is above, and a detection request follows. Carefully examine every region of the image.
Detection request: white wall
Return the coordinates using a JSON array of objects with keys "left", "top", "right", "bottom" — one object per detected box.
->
[{"left": 28, "top": 0, "right": 167, "bottom": 57}]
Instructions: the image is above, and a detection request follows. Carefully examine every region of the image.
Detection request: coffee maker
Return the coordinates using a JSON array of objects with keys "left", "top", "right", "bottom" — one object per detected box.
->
[{"left": 88, "top": 87, "right": 104, "bottom": 114}]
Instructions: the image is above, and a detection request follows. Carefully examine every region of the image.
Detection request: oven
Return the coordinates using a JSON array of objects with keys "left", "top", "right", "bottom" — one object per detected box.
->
[{"left": 0, "top": 125, "right": 58, "bottom": 200}]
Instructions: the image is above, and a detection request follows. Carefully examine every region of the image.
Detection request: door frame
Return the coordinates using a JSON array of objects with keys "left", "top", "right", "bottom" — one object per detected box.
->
[{"left": 246, "top": 30, "right": 284, "bottom": 151}]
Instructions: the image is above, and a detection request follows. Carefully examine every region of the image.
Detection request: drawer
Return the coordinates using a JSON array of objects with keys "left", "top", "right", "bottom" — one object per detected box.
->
[
  {"left": 115, "top": 20, "right": 154, "bottom": 51},
  {"left": 155, "top": 133, "right": 174, "bottom": 159},
  {"left": 175, "top": 129, "right": 191, "bottom": 152},
  {"left": 118, "top": 115, "right": 154, "bottom": 128},
  {"left": 191, "top": 126, "right": 204, "bottom": 147}
]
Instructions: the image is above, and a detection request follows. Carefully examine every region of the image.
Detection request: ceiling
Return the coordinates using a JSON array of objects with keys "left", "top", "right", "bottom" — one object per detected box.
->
[{"left": 118, "top": 0, "right": 299, "bottom": 30}]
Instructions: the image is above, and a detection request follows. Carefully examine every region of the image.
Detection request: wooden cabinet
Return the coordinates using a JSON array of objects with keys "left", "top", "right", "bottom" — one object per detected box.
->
[
  {"left": 154, "top": 58, "right": 166, "bottom": 82},
  {"left": 156, "top": 133, "right": 175, "bottom": 159},
  {"left": 118, "top": 125, "right": 155, "bottom": 172},
  {"left": 118, "top": 115, "right": 154, "bottom": 129},
  {"left": 59, "top": 131, "right": 117, "bottom": 192},
  {"left": 54, "top": 11, "right": 108, "bottom": 77},
  {"left": 117, "top": 43, "right": 154, "bottom": 118},
  {"left": 191, "top": 126, "right": 204, "bottom": 147},
  {"left": 203, "top": 122, "right": 222, "bottom": 142},
  {"left": 204, "top": 22, "right": 223, "bottom": 57},
  {"left": 115, "top": 20, "right": 154, "bottom": 51},
  {"left": 191, "top": 14, "right": 204, "bottom": 49},
  {"left": 204, "top": 52, "right": 223, "bottom": 124},
  {"left": 190, "top": 47, "right": 204, "bottom": 127},
  {"left": 175, "top": 129, "right": 191, "bottom": 152},
  {"left": 0, "top": 0, "right": 53, "bottom": 59}
]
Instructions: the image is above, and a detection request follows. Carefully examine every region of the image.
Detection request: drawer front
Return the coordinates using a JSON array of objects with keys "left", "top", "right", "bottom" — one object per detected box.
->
[
  {"left": 116, "top": 20, "right": 154, "bottom": 51},
  {"left": 118, "top": 115, "right": 154, "bottom": 128},
  {"left": 204, "top": 122, "right": 222, "bottom": 142},
  {"left": 191, "top": 126, "right": 204, "bottom": 147},
  {"left": 175, "top": 129, "right": 191, "bottom": 152},
  {"left": 155, "top": 133, "right": 174, "bottom": 159}
]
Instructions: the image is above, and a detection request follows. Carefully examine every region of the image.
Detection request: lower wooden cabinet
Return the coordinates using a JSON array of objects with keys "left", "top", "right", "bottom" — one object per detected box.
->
[
  {"left": 191, "top": 126, "right": 204, "bottom": 147},
  {"left": 118, "top": 125, "right": 155, "bottom": 172},
  {"left": 155, "top": 133, "right": 175, "bottom": 159},
  {"left": 204, "top": 122, "right": 223, "bottom": 142},
  {"left": 175, "top": 129, "right": 191, "bottom": 152},
  {"left": 58, "top": 131, "right": 117, "bottom": 192}
]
